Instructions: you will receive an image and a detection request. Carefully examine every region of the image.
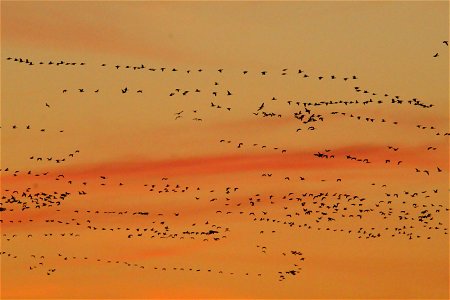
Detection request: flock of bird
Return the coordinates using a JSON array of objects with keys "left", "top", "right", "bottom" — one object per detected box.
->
[{"left": 1, "top": 45, "right": 448, "bottom": 293}]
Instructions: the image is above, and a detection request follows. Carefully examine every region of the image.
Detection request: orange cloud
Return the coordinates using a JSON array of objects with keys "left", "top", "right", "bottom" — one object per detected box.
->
[
  {"left": 2, "top": 3, "right": 187, "bottom": 63},
  {"left": 2, "top": 141, "right": 445, "bottom": 186}
]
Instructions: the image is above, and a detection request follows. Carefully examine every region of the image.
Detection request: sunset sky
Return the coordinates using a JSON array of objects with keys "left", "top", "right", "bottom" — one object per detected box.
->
[{"left": 1, "top": 1, "right": 449, "bottom": 299}]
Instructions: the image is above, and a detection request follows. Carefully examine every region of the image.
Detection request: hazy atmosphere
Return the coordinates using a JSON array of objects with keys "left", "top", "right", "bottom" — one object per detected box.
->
[{"left": 1, "top": 1, "right": 449, "bottom": 299}]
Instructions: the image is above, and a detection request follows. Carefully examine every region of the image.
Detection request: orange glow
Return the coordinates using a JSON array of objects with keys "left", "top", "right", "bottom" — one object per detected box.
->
[{"left": 1, "top": 1, "right": 448, "bottom": 299}]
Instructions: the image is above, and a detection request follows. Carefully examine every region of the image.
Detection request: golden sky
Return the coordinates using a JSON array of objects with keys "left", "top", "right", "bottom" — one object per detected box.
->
[{"left": 1, "top": 1, "right": 449, "bottom": 299}]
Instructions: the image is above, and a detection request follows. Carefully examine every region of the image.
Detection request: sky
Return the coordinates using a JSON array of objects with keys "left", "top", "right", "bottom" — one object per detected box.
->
[{"left": 1, "top": 1, "right": 449, "bottom": 299}]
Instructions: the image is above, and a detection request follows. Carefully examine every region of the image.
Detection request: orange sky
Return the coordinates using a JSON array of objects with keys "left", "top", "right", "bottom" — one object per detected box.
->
[{"left": 1, "top": 1, "right": 449, "bottom": 299}]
